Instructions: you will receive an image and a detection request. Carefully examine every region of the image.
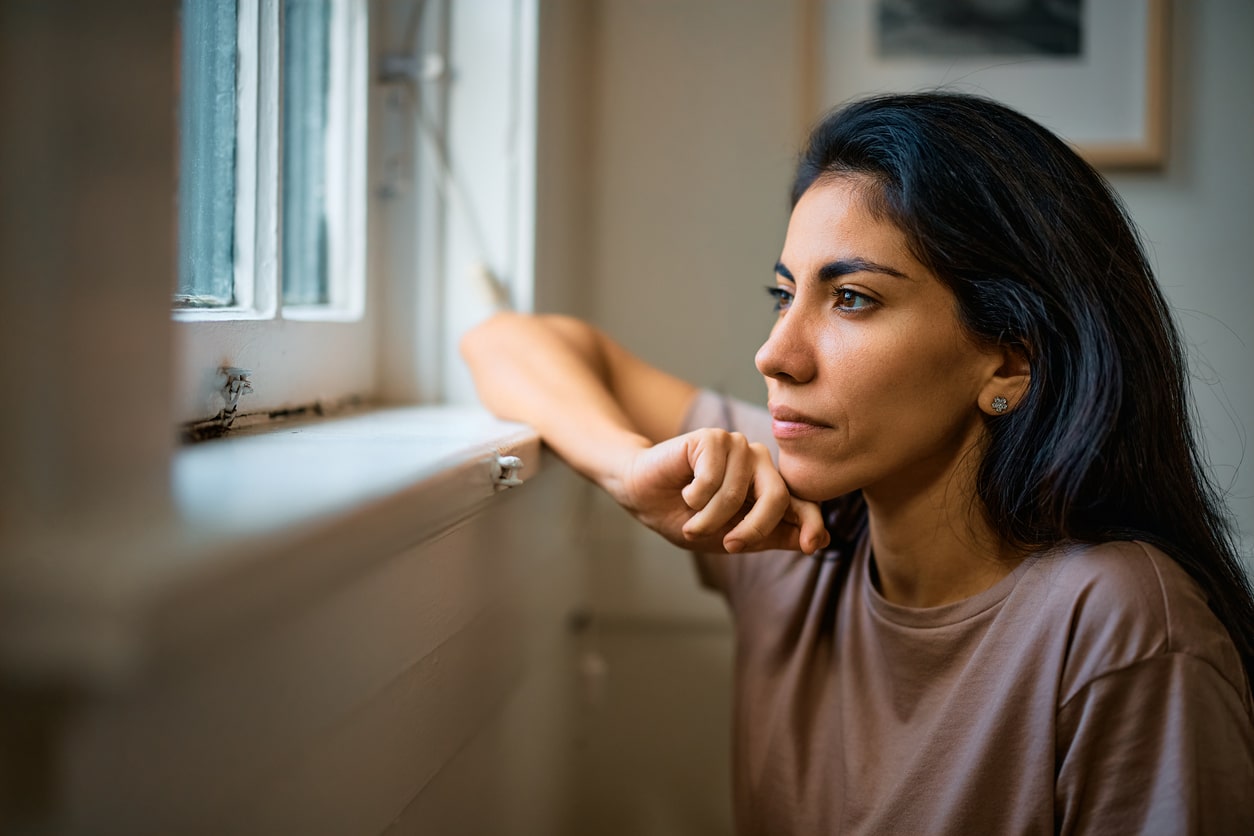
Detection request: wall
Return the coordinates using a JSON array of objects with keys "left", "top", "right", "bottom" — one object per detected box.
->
[
  {"left": 0, "top": 463, "right": 583, "bottom": 835},
  {"left": 0, "top": 1, "right": 175, "bottom": 536}
]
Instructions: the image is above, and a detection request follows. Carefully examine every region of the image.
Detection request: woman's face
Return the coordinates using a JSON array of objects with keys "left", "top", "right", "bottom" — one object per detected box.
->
[{"left": 756, "top": 176, "right": 1003, "bottom": 504}]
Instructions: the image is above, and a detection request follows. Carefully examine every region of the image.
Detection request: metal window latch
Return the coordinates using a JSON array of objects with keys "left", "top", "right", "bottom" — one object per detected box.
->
[
  {"left": 223, "top": 367, "right": 253, "bottom": 409},
  {"left": 490, "top": 454, "right": 524, "bottom": 488},
  {"left": 180, "top": 367, "right": 254, "bottom": 443},
  {"left": 220, "top": 366, "right": 253, "bottom": 428}
]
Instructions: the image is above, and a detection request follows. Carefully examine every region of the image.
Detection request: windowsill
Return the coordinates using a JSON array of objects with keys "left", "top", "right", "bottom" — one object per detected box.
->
[
  {"left": 173, "top": 405, "right": 537, "bottom": 535},
  {"left": 0, "top": 406, "right": 543, "bottom": 688}
]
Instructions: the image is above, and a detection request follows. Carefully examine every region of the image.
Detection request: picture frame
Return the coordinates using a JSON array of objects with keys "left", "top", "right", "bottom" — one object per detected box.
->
[{"left": 805, "top": 0, "right": 1169, "bottom": 170}]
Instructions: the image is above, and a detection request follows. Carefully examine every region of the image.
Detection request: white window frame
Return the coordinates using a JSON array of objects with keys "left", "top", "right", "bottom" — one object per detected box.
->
[
  {"left": 174, "top": 0, "right": 371, "bottom": 425},
  {"left": 174, "top": 0, "right": 537, "bottom": 426}
]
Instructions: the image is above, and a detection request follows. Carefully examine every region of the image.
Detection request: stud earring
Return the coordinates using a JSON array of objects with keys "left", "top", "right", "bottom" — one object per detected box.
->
[{"left": 991, "top": 396, "right": 1009, "bottom": 414}]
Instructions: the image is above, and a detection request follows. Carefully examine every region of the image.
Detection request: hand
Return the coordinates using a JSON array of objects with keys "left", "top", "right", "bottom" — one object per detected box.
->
[{"left": 609, "top": 428, "right": 830, "bottom": 554}]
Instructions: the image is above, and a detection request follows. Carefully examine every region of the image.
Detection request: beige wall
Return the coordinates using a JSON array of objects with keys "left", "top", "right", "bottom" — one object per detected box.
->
[{"left": 8, "top": 464, "right": 582, "bottom": 835}]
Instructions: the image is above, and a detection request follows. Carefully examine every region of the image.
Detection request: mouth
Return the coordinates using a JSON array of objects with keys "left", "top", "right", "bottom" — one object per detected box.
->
[{"left": 769, "top": 404, "right": 831, "bottom": 439}]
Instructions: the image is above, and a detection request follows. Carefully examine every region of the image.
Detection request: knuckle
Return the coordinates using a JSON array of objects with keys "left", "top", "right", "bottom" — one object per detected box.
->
[
  {"left": 717, "top": 483, "right": 742, "bottom": 511},
  {"left": 755, "top": 478, "right": 787, "bottom": 504},
  {"left": 688, "top": 471, "right": 717, "bottom": 490},
  {"left": 744, "top": 520, "right": 769, "bottom": 539}
]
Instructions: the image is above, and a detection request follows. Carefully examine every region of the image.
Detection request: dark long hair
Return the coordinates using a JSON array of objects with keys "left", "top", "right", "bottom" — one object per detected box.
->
[{"left": 801, "top": 92, "right": 1254, "bottom": 691}]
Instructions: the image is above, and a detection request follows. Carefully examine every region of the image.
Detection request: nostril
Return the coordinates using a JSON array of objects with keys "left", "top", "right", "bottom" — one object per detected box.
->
[
  {"left": 757, "top": 336, "right": 814, "bottom": 385},
  {"left": 756, "top": 341, "right": 793, "bottom": 381}
]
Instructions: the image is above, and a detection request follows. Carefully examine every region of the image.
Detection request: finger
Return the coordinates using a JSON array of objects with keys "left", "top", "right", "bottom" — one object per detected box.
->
[
  {"left": 679, "top": 432, "right": 731, "bottom": 511},
  {"left": 683, "top": 435, "right": 754, "bottom": 538},
  {"left": 720, "top": 443, "right": 791, "bottom": 551},
  {"left": 788, "top": 496, "right": 831, "bottom": 554},
  {"left": 723, "top": 504, "right": 791, "bottom": 553},
  {"left": 747, "top": 498, "right": 831, "bottom": 554}
]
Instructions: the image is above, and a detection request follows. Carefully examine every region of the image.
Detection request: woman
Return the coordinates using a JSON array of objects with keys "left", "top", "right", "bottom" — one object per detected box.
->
[{"left": 462, "top": 93, "right": 1254, "bottom": 834}]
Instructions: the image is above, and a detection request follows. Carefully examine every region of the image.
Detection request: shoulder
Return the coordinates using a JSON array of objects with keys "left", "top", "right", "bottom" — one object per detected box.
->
[{"left": 1026, "top": 540, "right": 1250, "bottom": 707}]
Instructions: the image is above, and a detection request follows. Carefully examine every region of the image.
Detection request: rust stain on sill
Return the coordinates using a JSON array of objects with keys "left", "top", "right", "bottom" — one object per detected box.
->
[{"left": 181, "top": 395, "right": 368, "bottom": 444}]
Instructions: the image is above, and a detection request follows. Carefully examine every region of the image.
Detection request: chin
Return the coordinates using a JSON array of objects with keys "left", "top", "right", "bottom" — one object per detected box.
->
[
  {"left": 778, "top": 460, "right": 848, "bottom": 504},
  {"left": 791, "top": 485, "right": 843, "bottom": 504}
]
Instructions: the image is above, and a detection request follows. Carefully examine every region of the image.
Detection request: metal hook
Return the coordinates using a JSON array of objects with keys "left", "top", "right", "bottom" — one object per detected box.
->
[{"left": 490, "top": 454, "right": 524, "bottom": 488}]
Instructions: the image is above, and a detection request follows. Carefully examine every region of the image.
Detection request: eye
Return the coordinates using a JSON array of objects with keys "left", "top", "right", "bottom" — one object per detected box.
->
[
  {"left": 765, "top": 285, "right": 794, "bottom": 313},
  {"left": 833, "top": 288, "right": 874, "bottom": 311}
]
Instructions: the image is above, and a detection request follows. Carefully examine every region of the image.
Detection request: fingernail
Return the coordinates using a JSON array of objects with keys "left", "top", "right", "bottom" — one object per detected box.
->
[{"left": 724, "top": 539, "right": 744, "bottom": 553}]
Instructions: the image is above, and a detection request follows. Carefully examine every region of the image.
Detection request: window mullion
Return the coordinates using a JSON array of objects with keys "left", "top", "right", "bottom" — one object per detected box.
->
[
  {"left": 324, "top": 0, "right": 368, "bottom": 316},
  {"left": 252, "top": 0, "right": 282, "bottom": 318}
]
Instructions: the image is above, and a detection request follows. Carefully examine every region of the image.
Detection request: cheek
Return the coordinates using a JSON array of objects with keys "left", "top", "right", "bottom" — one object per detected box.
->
[
  {"left": 862, "top": 326, "right": 981, "bottom": 406},
  {"left": 818, "top": 330, "right": 925, "bottom": 413},
  {"left": 817, "top": 323, "right": 986, "bottom": 453}
]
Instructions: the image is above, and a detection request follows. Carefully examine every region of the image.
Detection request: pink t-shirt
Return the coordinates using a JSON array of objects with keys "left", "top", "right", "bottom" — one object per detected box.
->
[{"left": 684, "top": 390, "right": 1254, "bottom": 835}]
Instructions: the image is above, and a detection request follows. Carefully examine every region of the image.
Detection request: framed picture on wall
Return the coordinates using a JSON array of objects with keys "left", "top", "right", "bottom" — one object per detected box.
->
[{"left": 813, "top": 0, "right": 1169, "bottom": 169}]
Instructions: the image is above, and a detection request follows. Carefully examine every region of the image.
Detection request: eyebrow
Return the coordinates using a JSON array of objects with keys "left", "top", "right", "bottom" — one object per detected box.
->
[{"left": 774, "top": 257, "right": 911, "bottom": 283}]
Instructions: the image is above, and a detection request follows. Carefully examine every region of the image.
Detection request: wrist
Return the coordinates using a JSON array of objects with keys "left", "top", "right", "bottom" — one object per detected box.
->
[{"left": 591, "top": 430, "right": 654, "bottom": 508}]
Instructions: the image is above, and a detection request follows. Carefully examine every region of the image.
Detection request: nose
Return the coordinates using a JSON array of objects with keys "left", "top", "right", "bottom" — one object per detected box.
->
[{"left": 755, "top": 310, "right": 817, "bottom": 384}]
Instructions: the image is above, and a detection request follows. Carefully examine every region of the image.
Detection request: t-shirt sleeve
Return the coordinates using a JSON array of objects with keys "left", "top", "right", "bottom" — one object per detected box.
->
[
  {"left": 1054, "top": 651, "right": 1254, "bottom": 835},
  {"left": 679, "top": 390, "right": 785, "bottom": 600}
]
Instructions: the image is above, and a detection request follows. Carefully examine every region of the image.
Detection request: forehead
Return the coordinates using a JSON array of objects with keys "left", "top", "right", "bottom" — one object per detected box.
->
[{"left": 781, "top": 176, "right": 918, "bottom": 272}]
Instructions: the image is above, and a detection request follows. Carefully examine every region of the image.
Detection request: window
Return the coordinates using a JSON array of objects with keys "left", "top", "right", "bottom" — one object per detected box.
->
[
  {"left": 178, "top": 0, "right": 366, "bottom": 315},
  {"left": 175, "top": 0, "right": 369, "bottom": 427},
  {"left": 173, "top": 0, "right": 538, "bottom": 428}
]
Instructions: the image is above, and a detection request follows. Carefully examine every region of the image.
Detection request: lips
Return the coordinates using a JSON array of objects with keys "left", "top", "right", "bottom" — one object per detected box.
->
[{"left": 769, "top": 404, "right": 831, "bottom": 439}]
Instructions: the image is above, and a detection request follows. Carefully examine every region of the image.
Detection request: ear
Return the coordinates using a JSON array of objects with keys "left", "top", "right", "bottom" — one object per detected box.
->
[{"left": 978, "top": 343, "right": 1031, "bottom": 416}]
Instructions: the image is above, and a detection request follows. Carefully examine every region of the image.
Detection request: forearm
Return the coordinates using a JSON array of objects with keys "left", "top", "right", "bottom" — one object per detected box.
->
[
  {"left": 461, "top": 313, "right": 828, "bottom": 555},
  {"left": 460, "top": 313, "right": 675, "bottom": 498}
]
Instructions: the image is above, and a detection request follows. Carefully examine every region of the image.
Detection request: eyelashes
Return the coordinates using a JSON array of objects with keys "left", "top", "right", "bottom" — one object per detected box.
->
[
  {"left": 765, "top": 285, "right": 793, "bottom": 312},
  {"left": 765, "top": 285, "right": 877, "bottom": 314},
  {"left": 832, "top": 288, "right": 874, "bottom": 311}
]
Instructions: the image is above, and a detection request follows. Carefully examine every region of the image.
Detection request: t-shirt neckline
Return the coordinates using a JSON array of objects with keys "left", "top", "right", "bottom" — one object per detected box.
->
[{"left": 861, "top": 538, "right": 1039, "bottom": 629}]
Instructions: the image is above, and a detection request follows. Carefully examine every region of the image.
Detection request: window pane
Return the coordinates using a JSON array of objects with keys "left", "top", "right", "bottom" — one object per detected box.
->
[
  {"left": 176, "top": 0, "right": 239, "bottom": 307},
  {"left": 282, "top": 0, "right": 331, "bottom": 305}
]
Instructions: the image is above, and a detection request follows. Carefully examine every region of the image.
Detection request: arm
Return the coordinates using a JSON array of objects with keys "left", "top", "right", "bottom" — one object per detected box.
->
[{"left": 460, "top": 312, "right": 828, "bottom": 554}]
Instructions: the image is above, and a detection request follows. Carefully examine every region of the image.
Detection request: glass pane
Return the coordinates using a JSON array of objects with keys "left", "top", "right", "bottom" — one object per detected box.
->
[
  {"left": 282, "top": 0, "right": 331, "bottom": 305},
  {"left": 176, "top": 0, "right": 239, "bottom": 307}
]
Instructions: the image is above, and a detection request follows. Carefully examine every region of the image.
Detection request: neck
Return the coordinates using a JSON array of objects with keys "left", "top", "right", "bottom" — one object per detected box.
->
[{"left": 862, "top": 449, "right": 1023, "bottom": 609}]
